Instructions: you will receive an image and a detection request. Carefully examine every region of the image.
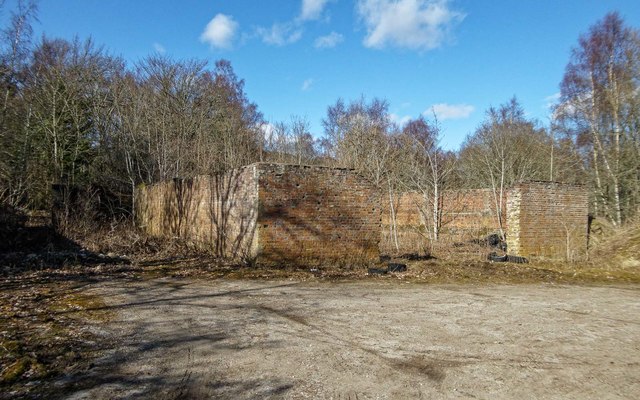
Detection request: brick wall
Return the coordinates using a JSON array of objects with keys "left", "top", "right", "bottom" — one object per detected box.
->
[
  {"left": 137, "top": 167, "right": 587, "bottom": 264},
  {"left": 256, "top": 163, "right": 381, "bottom": 266},
  {"left": 136, "top": 165, "right": 259, "bottom": 261},
  {"left": 381, "top": 189, "right": 505, "bottom": 254},
  {"left": 506, "top": 182, "right": 588, "bottom": 260},
  {"left": 136, "top": 163, "right": 381, "bottom": 266}
]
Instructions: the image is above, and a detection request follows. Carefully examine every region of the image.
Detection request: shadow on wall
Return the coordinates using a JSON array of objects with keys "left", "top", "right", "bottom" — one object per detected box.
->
[
  {"left": 257, "top": 187, "right": 379, "bottom": 267},
  {"left": 136, "top": 164, "right": 381, "bottom": 267},
  {"left": 138, "top": 167, "right": 258, "bottom": 264},
  {"left": 207, "top": 171, "right": 257, "bottom": 263},
  {"left": 253, "top": 164, "right": 380, "bottom": 267}
]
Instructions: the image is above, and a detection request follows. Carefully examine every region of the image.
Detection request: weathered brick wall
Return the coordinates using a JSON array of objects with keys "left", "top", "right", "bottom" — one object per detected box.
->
[
  {"left": 136, "top": 163, "right": 381, "bottom": 266},
  {"left": 381, "top": 192, "right": 429, "bottom": 255},
  {"left": 256, "top": 163, "right": 381, "bottom": 266},
  {"left": 138, "top": 167, "right": 586, "bottom": 263},
  {"left": 136, "top": 165, "right": 259, "bottom": 261},
  {"left": 381, "top": 189, "right": 506, "bottom": 254},
  {"left": 506, "top": 182, "right": 588, "bottom": 260}
]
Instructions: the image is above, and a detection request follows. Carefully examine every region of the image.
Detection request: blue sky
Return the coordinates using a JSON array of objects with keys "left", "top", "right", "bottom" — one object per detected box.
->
[{"left": 8, "top": 0, "right": 640, "bottom": 150}]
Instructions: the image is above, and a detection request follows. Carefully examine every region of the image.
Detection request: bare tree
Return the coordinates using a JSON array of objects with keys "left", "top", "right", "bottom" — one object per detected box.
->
[
  {"left": 264, "top": 116, "right": 317, "bottom": 165},
  {"left": 400, "top": 115, "right": 456, "bottom": 243},
  {"left": 322, "top": 96, "right": 394, "bottom": 186},
  {"left": 22, "top": 37, "right": 123, "bottom": 206},
  {"left": 458, "top": 98, "right": 551, "bottom": 238},
  {"left": 322, "top": 97, "right": 404, "bottom": 251},
  {"left": 1, "top": 0, "right": 37, "bottom": 114},
  {"left": 555, "top": 12, "right": 640, "bottom": 225},
  {"left": 104, "top": 57, "right": 264, "bottom": 217},
  {"left": 0, "top": 0, "right": 38, "bottom": 207}
]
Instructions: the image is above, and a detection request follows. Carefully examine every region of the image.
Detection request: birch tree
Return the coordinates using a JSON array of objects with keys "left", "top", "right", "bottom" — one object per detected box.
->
[
  {"left": 458, "top": 98, "right": 550, "bottom": 238},
  {"left": 400, "top": 115, "right": 455, "bottom": 242},
  {"left": 555, "top": 12, "right": 640, "bottom": 225}
]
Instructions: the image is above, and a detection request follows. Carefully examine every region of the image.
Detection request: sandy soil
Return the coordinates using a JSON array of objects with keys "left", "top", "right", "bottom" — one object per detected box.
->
[{"left": 63, "top": 279, "right": 640, "bottom": 399}]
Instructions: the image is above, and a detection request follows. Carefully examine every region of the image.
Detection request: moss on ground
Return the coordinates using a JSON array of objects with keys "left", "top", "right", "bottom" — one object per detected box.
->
[{"left": 0, "top": 276, "right": 114, "bottom": 398}]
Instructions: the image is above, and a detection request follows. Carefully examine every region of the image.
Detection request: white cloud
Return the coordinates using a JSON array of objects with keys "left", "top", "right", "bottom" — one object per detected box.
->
[
  {"left": 356, "top": 0, "right": 465, "bottom": 51},
  {"left": 427, "top": 103, "right": 474, "bottom": 120},
  {"left": 255, "top": 0, "right": 333, "bottom": 48},
  {"left": 257, "top": 22, "right": 303, "bottom": 46},
  {"left": 300, "top": 0, "right": 330, "bottom": 21},
  {"left": 153, "top": 42, "right": 166, "bottom": 54},
  {"left": 390, "top": 113, "right": 412, "bottom": 126},
  {"left": 314, "top": 31, "right": 344, "bottom": 48},
  {"left": 301, "top": 78, "right": 314, "bottom": 91},
  {"left": 200, "top": 14, "right": 238, "bottom": 49}
]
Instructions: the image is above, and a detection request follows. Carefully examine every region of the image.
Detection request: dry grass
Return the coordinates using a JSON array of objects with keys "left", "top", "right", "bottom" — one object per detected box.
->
[
  {"left": 66, "top": 219, "right": 640, "bottom": 285},
  {"left": 135, "top": 255, "right": 640, "bottom": 285},
  {"left": 52, "top": 210, "right": 638, "bottom": 285},
  {"left": 589, "top": 218, "right": 640, "bottom": 268}
]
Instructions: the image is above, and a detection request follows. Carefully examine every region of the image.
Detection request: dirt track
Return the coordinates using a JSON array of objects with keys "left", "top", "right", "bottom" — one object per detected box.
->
[{"left": 64, "top": 279, "right": 640, "bottom": 399}]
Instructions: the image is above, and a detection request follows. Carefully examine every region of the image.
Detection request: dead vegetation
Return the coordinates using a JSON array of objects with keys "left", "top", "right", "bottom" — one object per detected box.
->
[
  {"left": 126, "top": 230, "right": 640, "bottom": 284},
  {"left": 135, "top": 255, "right": 640, "bottom": 284},
  {"left": 588, "top": 218, "right": 640, "bottom": 268}
]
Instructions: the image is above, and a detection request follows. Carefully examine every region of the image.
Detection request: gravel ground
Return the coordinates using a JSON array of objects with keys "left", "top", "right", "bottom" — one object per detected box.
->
[{"left": 63, "top": 279, "right": 640, "bottom": 399}]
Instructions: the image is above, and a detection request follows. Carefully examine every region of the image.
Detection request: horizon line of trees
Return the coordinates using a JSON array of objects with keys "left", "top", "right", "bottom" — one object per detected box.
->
[{"left": 0, "top": 2, "right": 638, "bottom": 236}]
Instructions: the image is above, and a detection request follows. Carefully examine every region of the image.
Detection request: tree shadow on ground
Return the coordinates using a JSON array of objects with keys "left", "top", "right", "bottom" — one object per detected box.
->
[{"left": 48, "top": 280, "right": 301, "bottom": 400}]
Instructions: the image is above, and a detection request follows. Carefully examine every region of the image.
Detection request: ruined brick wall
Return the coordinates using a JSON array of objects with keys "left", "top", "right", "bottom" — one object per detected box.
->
[
  {"left": 506, "top": 182, "right": 588, "bottom": 260},
  {"left": 380, "top": 193, "right": 428, "bottom": 255},
  {"left": 381, "top": 189, "right": 505, "bottom": 254},
  {"left": 136, "top": 165, "right": 259, "bottom": 261},
  {"left": 137, "top": 170, "right": 587, "bottom": 262},
  {"left": 136, "top": 163, "right": 380, "bottom": 266},
  {"left": 442, "top": 189, "right": 506, "bottom": 233},
  {"left": 256, "top": 163, "right": 381, "bottom": 266}
]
